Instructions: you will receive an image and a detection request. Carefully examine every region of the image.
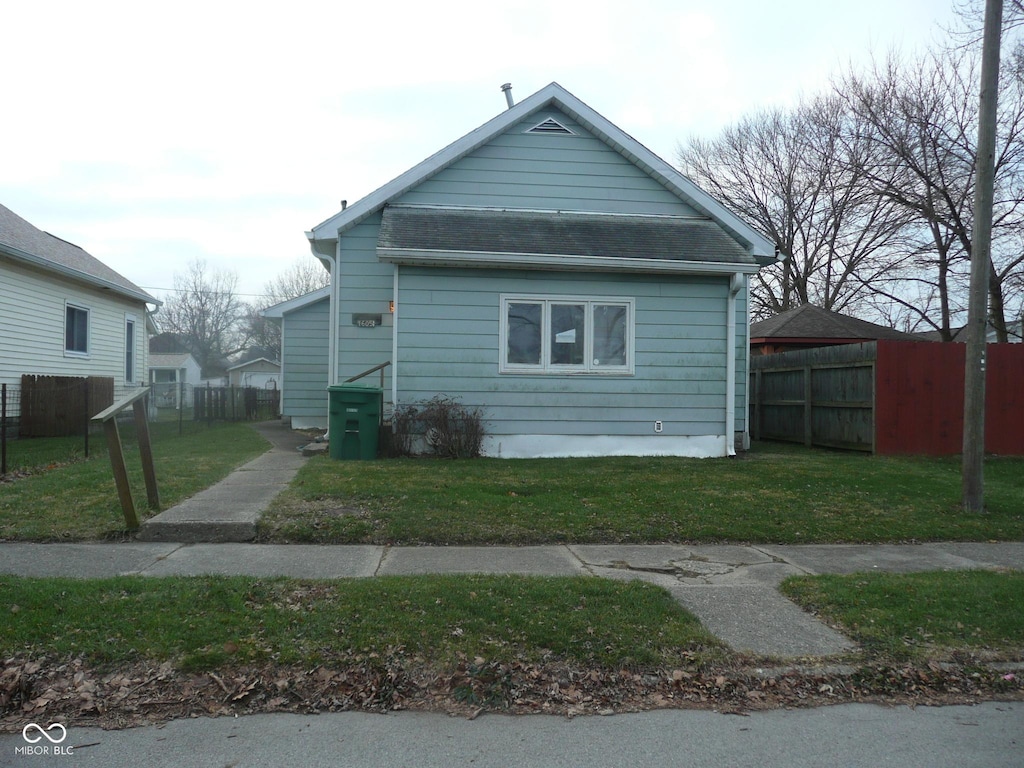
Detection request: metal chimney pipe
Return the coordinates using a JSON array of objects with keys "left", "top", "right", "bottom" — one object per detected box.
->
[{"left": 501, "top": 83, "right": 514, "bottom": 109}]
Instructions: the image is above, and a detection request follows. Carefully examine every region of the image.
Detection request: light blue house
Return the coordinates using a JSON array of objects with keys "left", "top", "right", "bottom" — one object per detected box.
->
[
  {"left": 262, "top": 286, "right": 330, "bottom": 429},
  {"left": 304, "top": 83, "right": 776, "bottom": 457}
]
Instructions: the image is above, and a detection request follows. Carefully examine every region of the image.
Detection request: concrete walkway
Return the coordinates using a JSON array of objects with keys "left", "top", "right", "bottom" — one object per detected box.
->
[
  {"left": 5, "top": 420, "right": 1023, "bottom": 659},
  {"left": 135, "top": 421, "right": 307, "bottom": 543}
]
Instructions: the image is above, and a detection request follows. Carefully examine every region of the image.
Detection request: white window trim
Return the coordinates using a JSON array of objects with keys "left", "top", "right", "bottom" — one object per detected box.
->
[
  {"left": 499, "top": 294, "right": 635, "bottom": 375},
  {"left": 64, "top": 302, "right": 90, "bottom": 358}
]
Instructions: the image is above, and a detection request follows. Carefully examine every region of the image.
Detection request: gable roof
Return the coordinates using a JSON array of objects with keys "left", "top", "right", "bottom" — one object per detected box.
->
[
  {"left": 0, "top": 203, "right": 158, "bottom": 305},
  {"left": 150, "top": 353, "right": 198, "bottom": 369},
  {"left": 227, "top": 357, "right": 280, "bottom": 372},
  {"left": 307, "top": 83, "right": 776, "bottom": 263},
  {"left": 261, "top": 286, "right": 331, "bottom": 318},
  {"left": 750, "top": 304, "right": 923, "bottom": 342}
]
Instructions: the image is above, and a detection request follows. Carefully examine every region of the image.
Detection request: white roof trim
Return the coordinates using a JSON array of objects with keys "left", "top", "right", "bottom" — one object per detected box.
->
[
  {"left": 1, "top": 241, "right": 160, "bottom": 306},
  {"left": 261, "top": 286, "right": 331, "bottom": 318},
  {"left": 308, "top": 82, "right": 776, "bottom": 261},
  {"left": 378, "top": 248, "right": 763, "bottom": 276},
  {"left": 227, "top": 357, "right": 281, "bottom": 372}
]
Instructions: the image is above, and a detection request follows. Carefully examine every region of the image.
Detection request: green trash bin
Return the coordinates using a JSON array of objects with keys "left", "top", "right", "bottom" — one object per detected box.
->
[{"left": 328, "top": 384, "right": 383, "bottom": 460}]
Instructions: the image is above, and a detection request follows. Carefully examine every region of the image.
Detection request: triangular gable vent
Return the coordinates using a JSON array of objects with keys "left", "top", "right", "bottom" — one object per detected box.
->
[{"left": 526, "top": 117, "right": 575, "bottom": 135}]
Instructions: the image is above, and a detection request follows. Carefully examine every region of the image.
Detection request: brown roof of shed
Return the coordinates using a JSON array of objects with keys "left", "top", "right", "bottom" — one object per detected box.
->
[{"left": 750, "top": 304, "right": 922, "bottom": 341}]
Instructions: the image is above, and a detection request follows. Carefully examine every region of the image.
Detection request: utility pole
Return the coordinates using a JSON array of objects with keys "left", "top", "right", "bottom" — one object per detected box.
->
[{"left": 963, "top": 0, "right": 1003, "bottom": 513}]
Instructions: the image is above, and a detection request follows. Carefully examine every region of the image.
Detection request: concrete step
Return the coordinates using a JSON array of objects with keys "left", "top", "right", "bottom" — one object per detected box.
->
[{"left": 135, "top": 520, "right": 256, "bottom": 543}]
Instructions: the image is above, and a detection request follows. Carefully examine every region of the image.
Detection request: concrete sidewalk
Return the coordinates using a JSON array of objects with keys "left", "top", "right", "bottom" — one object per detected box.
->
[{"left": 1, "top": 539, "right": 1021, "bottom": 659}]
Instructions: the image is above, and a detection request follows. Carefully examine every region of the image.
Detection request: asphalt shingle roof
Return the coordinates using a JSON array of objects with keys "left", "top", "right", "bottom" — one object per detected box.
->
[
  {"left": 750, "top": 304, "right": 922, "bottom": 341},
  {"left": 378, "top": 206, "right": 756, "bottom": 265},
  {"left": 0, "top": 202, "right": 156, "bottom": 303}
]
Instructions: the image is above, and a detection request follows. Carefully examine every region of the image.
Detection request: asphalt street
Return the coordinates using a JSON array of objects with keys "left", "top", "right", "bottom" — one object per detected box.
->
[{"left": 2, "top": 703, "right": 1021, "bottom": 768}]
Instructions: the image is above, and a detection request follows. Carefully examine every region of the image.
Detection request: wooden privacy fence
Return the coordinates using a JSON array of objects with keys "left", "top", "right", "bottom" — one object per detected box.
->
[
  {"left": 19, "top": 375, "right": 114, "bottom": 437},
  {"left": 750, "top": 340, "right": 1024, "bottom": 455}
]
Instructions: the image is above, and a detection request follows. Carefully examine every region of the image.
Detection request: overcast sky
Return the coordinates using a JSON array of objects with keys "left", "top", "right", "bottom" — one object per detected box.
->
[{"left": 1, "top": 0, "right": 960, "bottom": 304}]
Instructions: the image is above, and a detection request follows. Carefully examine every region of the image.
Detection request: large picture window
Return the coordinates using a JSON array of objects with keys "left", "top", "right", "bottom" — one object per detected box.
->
[
  {"left": 65, "top": 303, "right": 89, "bottom": 356},
  {"left": 500, "top": 295, "right": 634, "bottom": 374}
]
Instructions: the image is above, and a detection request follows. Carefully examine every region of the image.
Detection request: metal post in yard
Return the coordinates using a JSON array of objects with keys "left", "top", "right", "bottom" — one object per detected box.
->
[
  {"left": 83, "top": 378, "right": 90, "bottom": 459},
  {"left": 178, "top": 380, "right": 184, "bottom": 436}
]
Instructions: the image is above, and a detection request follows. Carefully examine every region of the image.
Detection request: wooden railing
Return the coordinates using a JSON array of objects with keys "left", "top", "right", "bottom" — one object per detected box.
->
[
  {"left": 344, "top": 361, "right": 391, "bottom": 389},
  {"left": 92, "top": 388, "right": 159, "bottom": 529}
]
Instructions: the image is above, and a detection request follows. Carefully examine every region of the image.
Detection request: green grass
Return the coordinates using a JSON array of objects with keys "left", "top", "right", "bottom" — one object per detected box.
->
[
  {"left": 0, "top": 575, "right": 722, "bottom": 671},
  {"left": 781, "top": 571, "right": 1024, "bottom": 660},
  {"left": 258, "top": 442, "right": 1024, "bottom": 544},
  {"left": 0, "top": 422, "right": 269, "bottom": 540}
]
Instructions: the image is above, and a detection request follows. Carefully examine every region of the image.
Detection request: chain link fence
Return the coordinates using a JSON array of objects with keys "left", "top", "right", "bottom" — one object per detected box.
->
[{"left": 2, "top": 378, "right": 280, "bottom": 477}]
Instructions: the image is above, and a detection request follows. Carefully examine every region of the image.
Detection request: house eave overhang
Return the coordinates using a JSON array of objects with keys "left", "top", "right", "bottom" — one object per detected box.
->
[
  {"left": 1, "top": 242, "right": 160, "bottom": 306},
  {"left": 377, "top": 248, "right": 762, "bottom": 276}
]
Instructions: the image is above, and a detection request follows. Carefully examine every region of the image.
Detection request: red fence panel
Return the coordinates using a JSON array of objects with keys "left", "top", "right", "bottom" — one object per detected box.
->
[
  {"left": 875, "top": 341, "right": 1024, "bottom": 455},
  {"left": 986, "top": 344, "right": 1024, "bottom": 455}
]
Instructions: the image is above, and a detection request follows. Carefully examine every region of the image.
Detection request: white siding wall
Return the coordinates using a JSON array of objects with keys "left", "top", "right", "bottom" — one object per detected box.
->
[{"left": 0, "top": 259, "right": 150, "bottom": 388}]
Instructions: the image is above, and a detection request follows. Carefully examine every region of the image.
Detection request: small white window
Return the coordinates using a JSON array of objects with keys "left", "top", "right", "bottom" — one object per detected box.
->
[
  {"left": 125, "top": 315, "right": 137, "bottom": 382},
  {"left": 65, "top": 303, "right": 90, "bottom": 356},
  {"left": 500, "top": 295, "right": 634, "bottom": 374}
]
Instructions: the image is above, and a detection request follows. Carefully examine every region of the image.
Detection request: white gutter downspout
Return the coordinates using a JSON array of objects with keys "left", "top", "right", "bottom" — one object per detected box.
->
[
  {"left": 328, "top": 238, "right": 342, "bottom": 387},
  {"left": 391, "top": 265, "right": 399, "bottom": 407},
  {"left": 725, "top": 273, "right": 744, "bottom": 457},
  {"left": 742, "top": 275, "right": 752, "bottom": 451}
]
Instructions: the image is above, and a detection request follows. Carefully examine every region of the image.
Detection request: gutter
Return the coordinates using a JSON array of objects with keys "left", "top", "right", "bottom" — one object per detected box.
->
[
  {"left": 1, "top": 243, "right": 160, "bottom": 306},
  {"left": 377, "top": 248, "right": 763, "bottom": 276},
  {"left": 725, "top": 273, "right": 744, "bottom": 457}
]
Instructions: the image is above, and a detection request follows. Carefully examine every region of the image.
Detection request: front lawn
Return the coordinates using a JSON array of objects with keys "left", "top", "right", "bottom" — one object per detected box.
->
[
  {"left": 0, "top": 575, "right": 720, "bottom": 670},
  {"left": 258, "top": 443, "right": 1024, "bottom": 544},
  {"left": 781, "top": 571, "right": 1024, "bottom": 661},
  {"left": 0, "top": 422, "right": 269, "bottom": 540}
]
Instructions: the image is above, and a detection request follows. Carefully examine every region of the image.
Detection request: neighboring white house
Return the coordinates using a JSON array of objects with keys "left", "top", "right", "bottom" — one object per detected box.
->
[
  {"left": 227, "top": 357, "right": 281, "bottom": 390},
  {"left": 0, "top": 203, "right": 158, "bottom": 392},
  {"left": 148, "top": 352, "right": 202, "bottom": 408}
]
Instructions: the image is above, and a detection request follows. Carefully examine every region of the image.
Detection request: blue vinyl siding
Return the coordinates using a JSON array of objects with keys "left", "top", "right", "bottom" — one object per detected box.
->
[
  {"left": 281, "top": 296, "right": 329, "bottom": 419},
  {"left": 395, "top": 267, "right": 747, "bottom": 438},
  {"left": 393, "top": 109, "right": 698, "bottom": 216},
  {"left": 336, "top": 212, "right": 394, "bottom": 396}
]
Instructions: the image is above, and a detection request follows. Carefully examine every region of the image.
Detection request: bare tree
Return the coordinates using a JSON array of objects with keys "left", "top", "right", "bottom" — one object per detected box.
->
[
  {"left": 262, "top": 257, "right": 331, "bottom": 306},
  {"left": 244, "top": 257, "right": 331, "bottom": 359},
  {"left": 679, "top": 97, "right": 910, "bottom": 321},
  {"left": 839, "top": 41, "right": 1024, "bottom": 341},
  {"left": 161, "top": 260, "right": 249, "bottom": 378}
]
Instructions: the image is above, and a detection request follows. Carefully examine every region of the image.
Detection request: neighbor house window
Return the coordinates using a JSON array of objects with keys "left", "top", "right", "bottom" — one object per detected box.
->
[
  {"left": 125, "top": 315, "right": 137, "bottom": 382},
  {"left": 65, "top": 303, "right": 90, "bottom": 356},
  {"left": 500, "top": 295, "right": 634, "bottom": 374}
]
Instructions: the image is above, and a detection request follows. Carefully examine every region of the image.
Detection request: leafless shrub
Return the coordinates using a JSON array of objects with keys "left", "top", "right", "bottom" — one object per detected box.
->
[{"left": 385, "top": 396, "right": 486, "bottom": 459}]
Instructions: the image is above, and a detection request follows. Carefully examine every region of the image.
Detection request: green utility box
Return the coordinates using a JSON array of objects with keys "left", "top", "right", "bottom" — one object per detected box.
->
[{"left": 327, "top": 384, "right": 383, "bottom": 460}]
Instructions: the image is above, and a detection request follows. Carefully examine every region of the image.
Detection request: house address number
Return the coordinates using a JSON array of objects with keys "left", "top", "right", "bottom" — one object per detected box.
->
[{"left": 352, "top": 313, "right": 382, "bottom": 328}]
